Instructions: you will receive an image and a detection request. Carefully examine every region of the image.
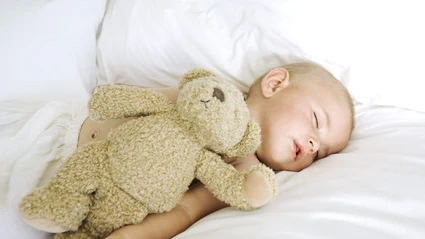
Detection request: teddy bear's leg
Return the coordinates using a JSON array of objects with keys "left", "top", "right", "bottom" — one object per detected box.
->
[
  {"left": 19, "top": 187, "right": 92, "bottom": 233},
  {"left": 54, "top": 226, "right": 94, "bottom": 239},
  {"left": 82, "top": 185, "right": 150, "bottom": 238},
  {"left": 19, "top": 141, "right": 109, "bottom": 233}
]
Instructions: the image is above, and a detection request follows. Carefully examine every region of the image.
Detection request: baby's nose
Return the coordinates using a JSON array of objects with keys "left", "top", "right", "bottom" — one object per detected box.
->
[{"left": 308, "top": 137, "right": 320, "bottom": 153}]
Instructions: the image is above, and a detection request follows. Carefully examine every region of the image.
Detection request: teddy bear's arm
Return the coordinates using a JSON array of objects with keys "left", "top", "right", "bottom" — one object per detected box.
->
[
  {"left": 195, "top": 149, "right": 277, "bottom": 211},
  {"left": 88, "top": 85, "right": 173, "bottom": 120},
  {"left": 225, "top": 119, "right": 262, "bottom": 158}
]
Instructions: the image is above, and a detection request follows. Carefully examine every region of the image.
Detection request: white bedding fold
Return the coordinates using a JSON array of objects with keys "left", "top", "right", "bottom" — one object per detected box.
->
[{"left": 0, "top": 101, "right": 87, "bottom": 210}]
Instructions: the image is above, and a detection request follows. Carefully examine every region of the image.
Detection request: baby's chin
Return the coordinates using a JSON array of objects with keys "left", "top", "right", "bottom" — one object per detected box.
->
[
  {"left": 279, "top": 159, "right": 312, "bottom": 172},
  {"left": 256, "top": 153, "right": 293, "bottom": 172}
]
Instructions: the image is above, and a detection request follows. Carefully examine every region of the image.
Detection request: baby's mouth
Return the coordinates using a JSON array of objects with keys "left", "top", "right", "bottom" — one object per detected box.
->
[{"left": 293, "top": 141, "right": 305, "bottom": 161}]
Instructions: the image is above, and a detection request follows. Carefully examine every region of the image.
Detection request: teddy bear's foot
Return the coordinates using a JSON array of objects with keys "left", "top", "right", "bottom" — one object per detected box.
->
[
  {"left": 243, "top": 164, "right": 277, "bottom": 208},
  {"left": 55, "top": 226, "right": 94, "bottom": 239},
  {"left": 21, "top": 216, "right": 68, "bottom": 233},
  {"left": 19, "top": 187, "right": 92, "bottom": 233}
]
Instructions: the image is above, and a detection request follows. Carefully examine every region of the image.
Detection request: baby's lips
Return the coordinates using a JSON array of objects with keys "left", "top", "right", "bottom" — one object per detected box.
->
[
  {"left": 293, "top": 141, "right": 305, "bottom": 161},
  {"left": 291, "top": 141, "right": 297, "bottom": 161}
]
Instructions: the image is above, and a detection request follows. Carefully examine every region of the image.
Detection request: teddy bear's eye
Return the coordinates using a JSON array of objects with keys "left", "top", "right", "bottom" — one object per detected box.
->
[{"left": 213, "top": 88, "right": 225, "bottom": 102}]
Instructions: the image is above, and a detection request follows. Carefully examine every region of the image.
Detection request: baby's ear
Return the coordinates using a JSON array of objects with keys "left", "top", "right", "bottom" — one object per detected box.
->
[
  {"left": 179, "top": 68, "right": 216, "bottom": 89},
  {"left": 225, "top": 120, "right": 261, "bottom": 158}
]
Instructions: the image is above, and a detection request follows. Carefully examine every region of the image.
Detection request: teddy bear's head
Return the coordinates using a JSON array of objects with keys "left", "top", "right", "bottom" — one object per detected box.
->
[{"left": 176, "top": 69, "right": 260, "bottom": 157}]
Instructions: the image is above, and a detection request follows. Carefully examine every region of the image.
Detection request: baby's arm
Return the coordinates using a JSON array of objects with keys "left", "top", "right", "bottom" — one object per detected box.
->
[{"left": 106, "top": 154, "right": 260, "bottom": 239}]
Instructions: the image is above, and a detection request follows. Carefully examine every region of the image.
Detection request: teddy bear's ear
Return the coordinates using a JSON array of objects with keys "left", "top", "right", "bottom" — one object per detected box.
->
[
  {"left": 179, "top": 68, "right": 217, "bottom": 89},
  {"left": 224, "top": 120, "right": 262, "bottom": 158}
]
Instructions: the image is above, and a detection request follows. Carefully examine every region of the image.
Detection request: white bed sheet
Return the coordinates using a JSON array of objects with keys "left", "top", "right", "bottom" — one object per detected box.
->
[
  {"left": 175, "top": 104, "right": 425, "bottom": 239},
  {"left": 1, "top": 102, "right": 424, "bottom": 239}
]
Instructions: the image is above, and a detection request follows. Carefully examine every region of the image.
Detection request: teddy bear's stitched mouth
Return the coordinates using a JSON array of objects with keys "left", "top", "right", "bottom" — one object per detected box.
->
[{"left": 200, "top": 100, "right": 210, "bottom": 108}]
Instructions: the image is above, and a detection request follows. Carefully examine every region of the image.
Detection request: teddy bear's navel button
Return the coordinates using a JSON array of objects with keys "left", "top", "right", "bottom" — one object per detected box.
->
[{"left": 91, "top": 130, "right": 99, "bottom": 139}]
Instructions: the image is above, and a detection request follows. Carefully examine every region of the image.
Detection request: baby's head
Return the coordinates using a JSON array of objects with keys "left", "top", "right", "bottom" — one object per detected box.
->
[{"left": 246, "top": 62, "right": 354, "bottom": 172}]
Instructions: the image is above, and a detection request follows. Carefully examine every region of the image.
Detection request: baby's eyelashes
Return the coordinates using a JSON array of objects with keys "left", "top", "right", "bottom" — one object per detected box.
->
[{"left": 313, "top": 112, "right": 319, "bottom": 128}]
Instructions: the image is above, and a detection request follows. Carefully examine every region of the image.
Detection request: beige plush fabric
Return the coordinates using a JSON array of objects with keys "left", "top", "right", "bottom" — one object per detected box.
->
[{"left": 19, "top": 69, "right": 277, "bottom": 239}]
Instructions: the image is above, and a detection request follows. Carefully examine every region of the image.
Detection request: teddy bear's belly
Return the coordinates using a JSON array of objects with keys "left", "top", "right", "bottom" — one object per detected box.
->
[{"left": 106, "top": 116, "right": 200, "bottom": 213}]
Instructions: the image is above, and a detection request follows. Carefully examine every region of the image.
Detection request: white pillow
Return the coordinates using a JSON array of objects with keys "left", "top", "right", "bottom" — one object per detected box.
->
[
  {"left": 97, "top": 0, "right": 425, "bottom": 113},
  {"left": 0, "top": 0, "right": 107, "bottom": 103},
  {"left": 96, "top": 0, "right": 349, "bottom": 93},
  {"left": 343, "top": 1, "right": 425, "bottom": 113}
]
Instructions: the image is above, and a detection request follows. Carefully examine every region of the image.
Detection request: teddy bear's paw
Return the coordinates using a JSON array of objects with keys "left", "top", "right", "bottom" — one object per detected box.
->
[
  {"left": 19, "top": 188, "right": 91, "bottom": 233},
  {"left": 21, "top": 216, "right": 68, "bottom": 233},
  {"left": 243, "top": 164, "right": 277, "bottom": 208}
]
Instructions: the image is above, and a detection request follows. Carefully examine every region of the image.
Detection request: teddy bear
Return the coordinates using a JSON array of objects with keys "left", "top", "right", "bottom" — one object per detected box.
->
[{"left": 19, "top": 69, "right": 278, "bottom": 239}]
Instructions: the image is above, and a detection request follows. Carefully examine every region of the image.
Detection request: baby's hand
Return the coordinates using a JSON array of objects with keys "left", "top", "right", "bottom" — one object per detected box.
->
[{"left": 243, "top": 164, "right": 277, "bottom": 208}]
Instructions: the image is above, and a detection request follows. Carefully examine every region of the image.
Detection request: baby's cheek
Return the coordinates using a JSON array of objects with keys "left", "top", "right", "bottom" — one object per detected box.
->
[
  {"left": 258, "top": 132, "right": 274, "bottom": 157},
  {"left": 256, "top": 146, "right": 277, "bottom": 169}
]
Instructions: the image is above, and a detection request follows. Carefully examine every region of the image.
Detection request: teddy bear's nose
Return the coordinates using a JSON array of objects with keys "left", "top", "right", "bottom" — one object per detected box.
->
[{"left": 213, "top": 88, "right": 225, "bottom": 102}]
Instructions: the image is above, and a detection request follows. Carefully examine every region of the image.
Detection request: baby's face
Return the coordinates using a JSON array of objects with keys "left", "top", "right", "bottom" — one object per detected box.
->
[{"left": 255, "top": 76, "right": 352, "bottom": 172}]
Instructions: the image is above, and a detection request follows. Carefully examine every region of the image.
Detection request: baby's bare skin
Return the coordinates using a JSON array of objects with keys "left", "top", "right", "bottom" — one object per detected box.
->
[{"left": 77, "top": 117, "right": 136, "bottom": 146}]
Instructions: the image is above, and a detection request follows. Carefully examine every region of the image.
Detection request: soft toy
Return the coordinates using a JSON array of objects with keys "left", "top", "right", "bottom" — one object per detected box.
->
[{"left": 19, "top": 69, "right": 277, "bottom": 239}]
